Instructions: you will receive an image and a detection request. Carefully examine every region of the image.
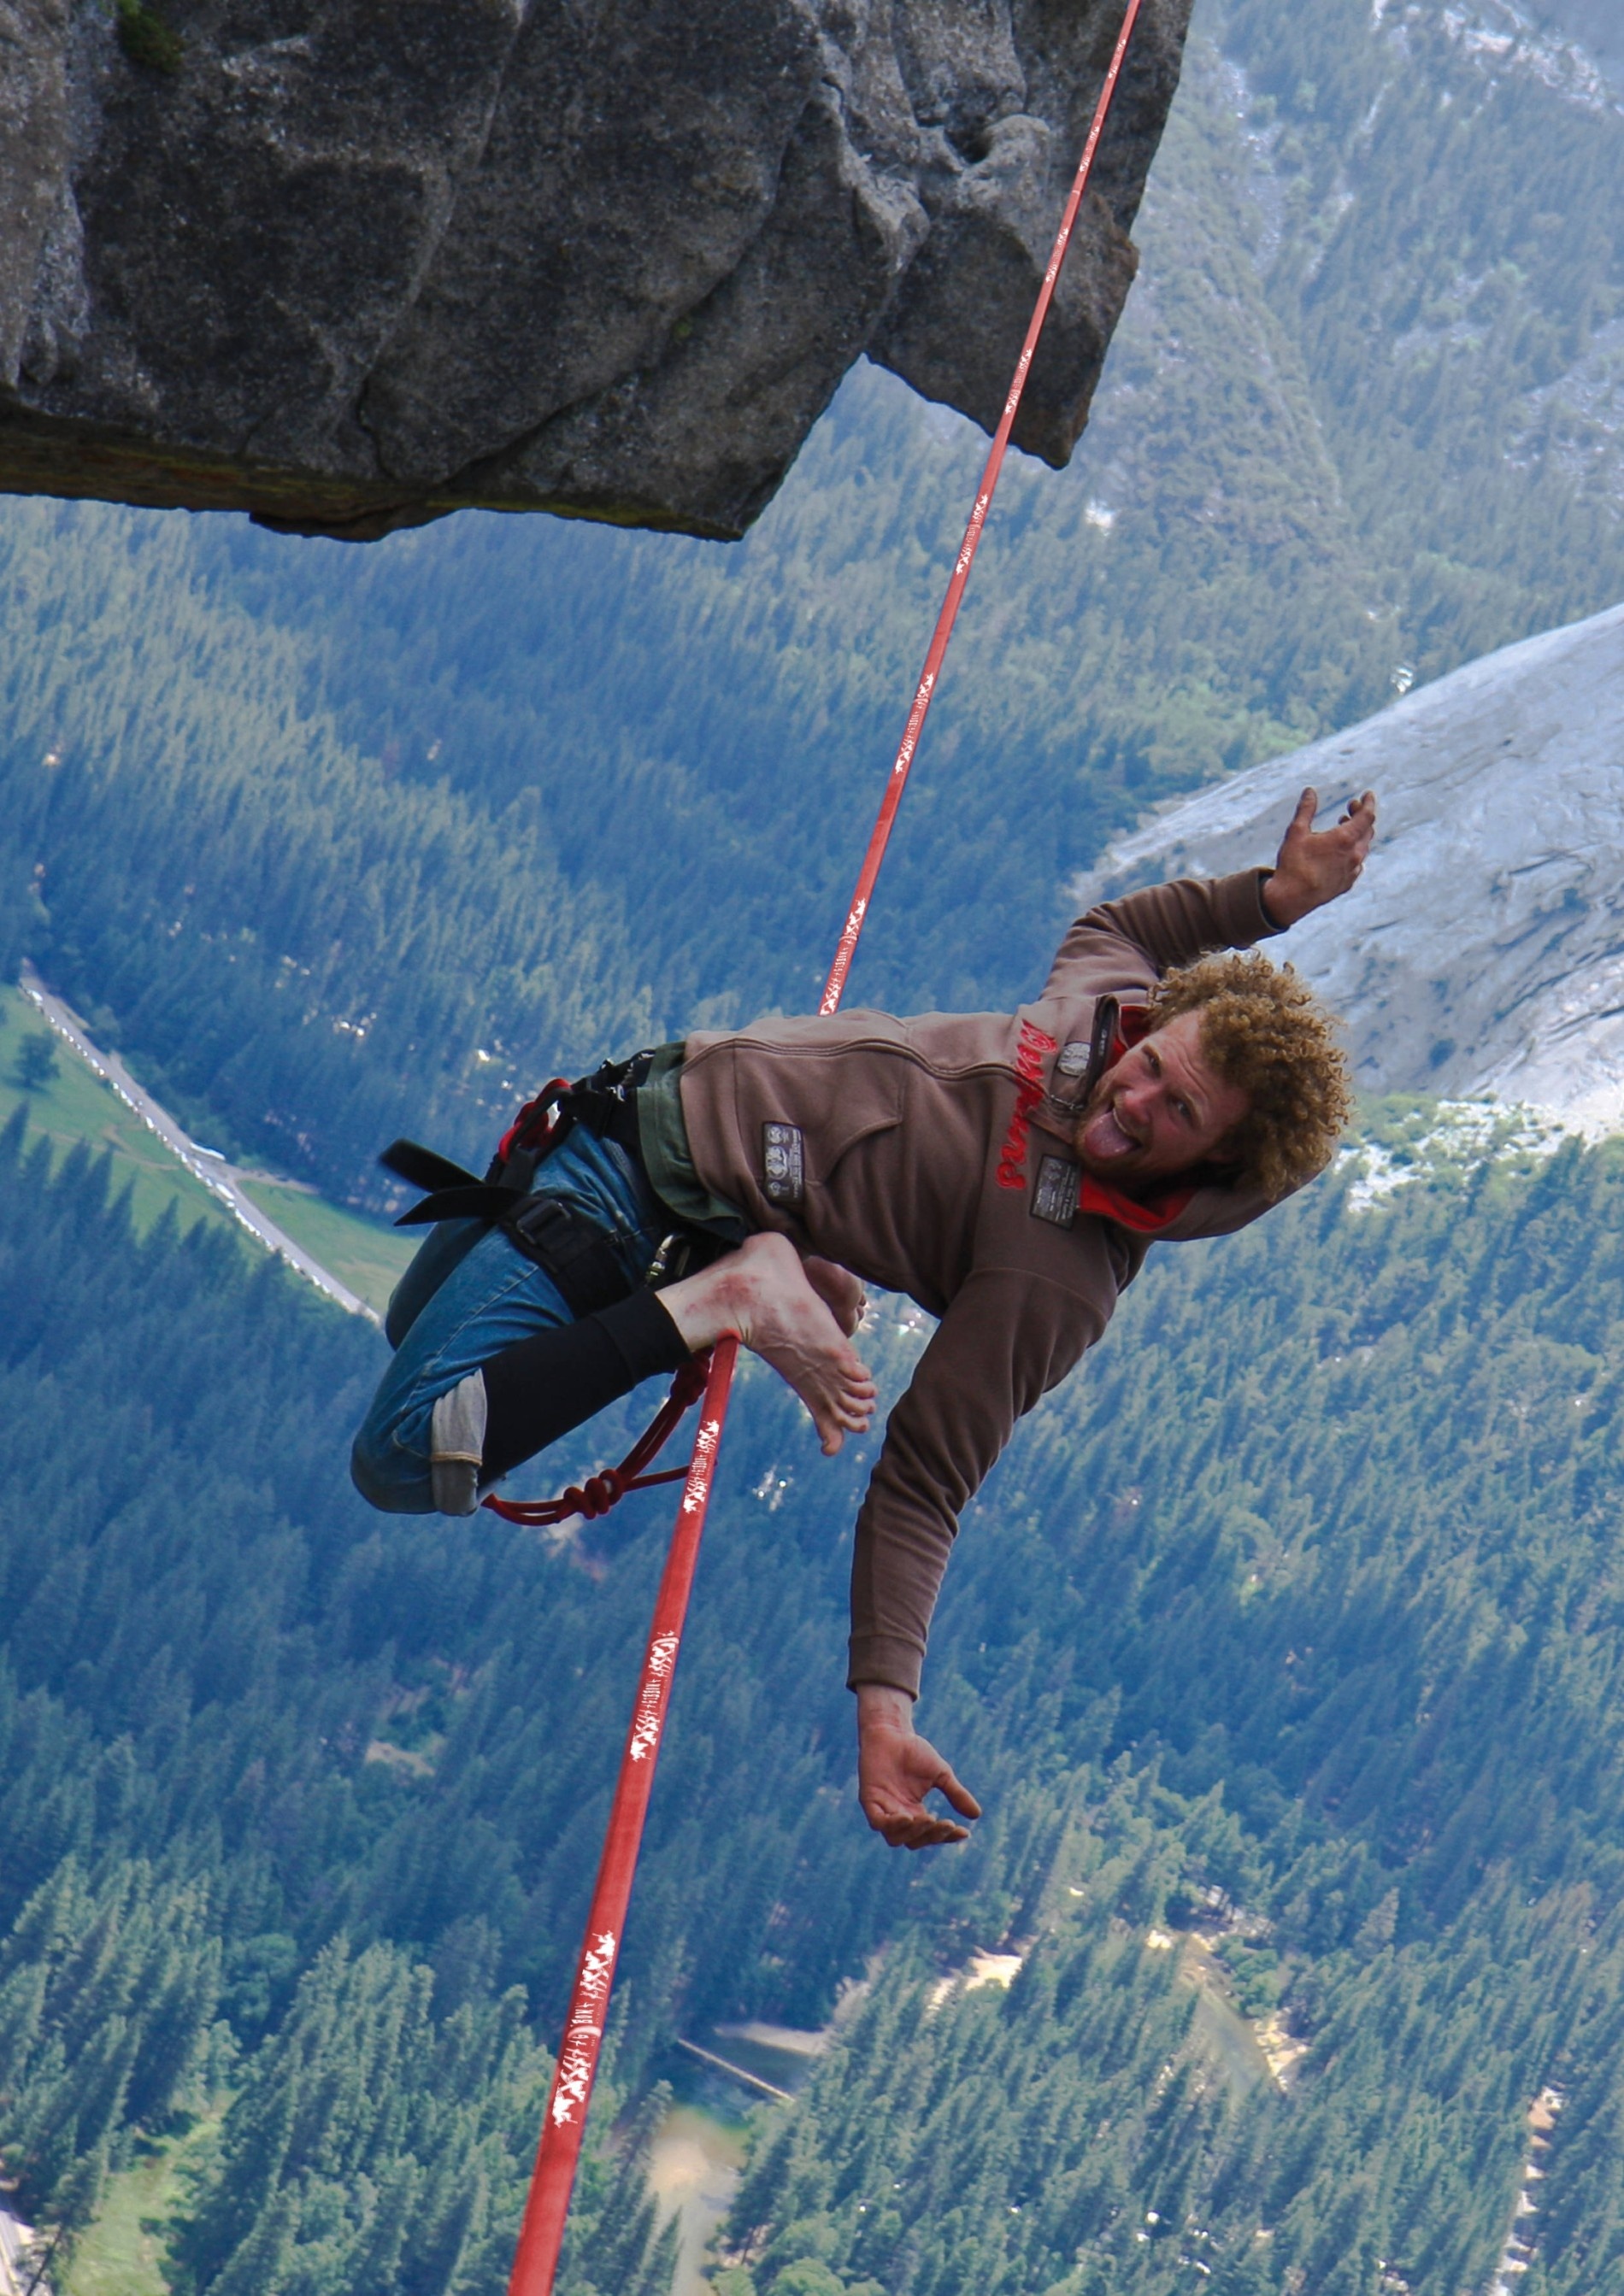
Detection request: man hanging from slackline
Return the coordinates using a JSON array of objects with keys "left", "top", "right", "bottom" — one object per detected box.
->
[{"left": 352, "top": 784, "right": 1376, "bottom": 1851}]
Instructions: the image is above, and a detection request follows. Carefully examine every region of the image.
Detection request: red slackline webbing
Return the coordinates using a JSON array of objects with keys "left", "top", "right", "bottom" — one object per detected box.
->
[
  {"left": 506, "top": 1339, "right": 737, "bottom": 2295},
  {"left": 508, "top": 8, "right": 1145, "bottom": 2288},
  {"left": 819, "top": 0, "right": 1147, "bottom": 1017}
]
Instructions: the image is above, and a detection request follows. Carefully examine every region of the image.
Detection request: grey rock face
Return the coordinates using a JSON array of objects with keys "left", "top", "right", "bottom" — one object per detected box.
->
[
  {"left": 1070, "top": 600, "right": 1624, "bottom": 1125},
  {"left": 1527, "top": 0, "right": 1624, "bottom": 91},
  {"left": 0, "top": 0, "right": 1191, "bottom": 540},
  {"left": 0, "top": 0, "right": 69, "bottom": 390}
]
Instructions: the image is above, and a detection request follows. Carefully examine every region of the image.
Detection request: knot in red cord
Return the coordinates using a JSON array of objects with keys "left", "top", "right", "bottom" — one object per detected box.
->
[{"left": 562, "top": 1468, "right": 629, "bottom": 1520}]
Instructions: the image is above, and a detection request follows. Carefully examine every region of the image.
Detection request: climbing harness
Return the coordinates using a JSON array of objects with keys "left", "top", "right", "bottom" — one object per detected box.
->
[
  {"left": 382, "top": 1056, "right": 725, "bottom": 1518},
  {"left": 381, "top": 1052, "right": 717, "bottom": 1342},
  {"left": 506, "top": 7, "right": 1147, "bottom": 2287}
]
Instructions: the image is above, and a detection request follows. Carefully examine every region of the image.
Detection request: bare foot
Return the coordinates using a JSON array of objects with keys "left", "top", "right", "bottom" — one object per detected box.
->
[
  {"left": 801, "top": 1254, "right": 868, "bottom": 1336},
  {"left": 661, "top": 1234, "right": 877, "bottom": 1453}
]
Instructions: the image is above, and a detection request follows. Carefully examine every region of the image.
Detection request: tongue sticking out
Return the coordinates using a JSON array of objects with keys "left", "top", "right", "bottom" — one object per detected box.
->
[{"left": 1086, "top": 1105, "right": 1139, "bottom": 1161}]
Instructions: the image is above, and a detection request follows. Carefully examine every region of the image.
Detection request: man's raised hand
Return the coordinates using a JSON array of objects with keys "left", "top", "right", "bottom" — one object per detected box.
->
[
  {"left": 856, "top": 1683, "right": 981, "bottom": 1851},
  {"left": 1262, "top": 785, "right": 1377, "bottom": 930}
]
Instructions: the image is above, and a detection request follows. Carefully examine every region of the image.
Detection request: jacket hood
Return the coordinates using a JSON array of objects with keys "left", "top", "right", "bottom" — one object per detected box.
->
[{"left": 1153, "top": 1175, "right": 1294, "bottom": 1244}]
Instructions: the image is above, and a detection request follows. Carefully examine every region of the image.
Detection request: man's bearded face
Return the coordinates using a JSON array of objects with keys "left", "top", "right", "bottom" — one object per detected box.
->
[{"left": 1074, "top": 1009, "right": 1251, "bottom": 1186}]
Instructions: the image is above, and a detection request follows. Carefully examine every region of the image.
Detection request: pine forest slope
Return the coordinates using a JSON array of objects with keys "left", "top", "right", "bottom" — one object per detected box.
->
[{"left": 0, "top": 0, "right": 1621, "bottom": 1205}]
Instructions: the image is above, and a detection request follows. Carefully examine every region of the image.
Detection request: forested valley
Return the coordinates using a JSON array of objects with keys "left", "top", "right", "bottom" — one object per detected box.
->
[
  {"left": 2, "top": 0, "right": 1624, "bottom": 2291},
  {"left": 9, "top": 1085, "right": 1624, "bottom": 2294}
]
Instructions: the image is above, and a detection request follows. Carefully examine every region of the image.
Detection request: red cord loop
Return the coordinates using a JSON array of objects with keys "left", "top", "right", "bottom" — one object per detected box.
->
[
  {"left": 667, "top": 1354, "right": 712, "bottom": 1411},
  {"left": 480, "top": 1348, "right": 715, "bottom": 1529}
]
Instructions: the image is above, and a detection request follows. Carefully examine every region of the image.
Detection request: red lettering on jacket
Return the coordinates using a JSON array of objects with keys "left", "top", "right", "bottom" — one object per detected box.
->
[{"left": 995, "top": 1022, "right": 1057, "bottom": 1189}]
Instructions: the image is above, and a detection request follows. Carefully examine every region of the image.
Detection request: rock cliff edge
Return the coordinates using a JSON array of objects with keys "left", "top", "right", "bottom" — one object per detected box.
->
[{"left": 0, "top": 0, "right": 1190, "bottom": 539}]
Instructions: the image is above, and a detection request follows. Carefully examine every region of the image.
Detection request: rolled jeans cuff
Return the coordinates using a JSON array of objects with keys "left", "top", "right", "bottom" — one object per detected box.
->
[{"left": 430, "top": 1371, "right": 488, "bottom": 1516}]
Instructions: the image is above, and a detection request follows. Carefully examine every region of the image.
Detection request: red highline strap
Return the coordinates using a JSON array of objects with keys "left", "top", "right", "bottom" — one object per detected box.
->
[
  {"left": 506, "top": 1342, "right": 738, "bottom": 2296},
  {"left": 508, "top": 7, "right": 1146, "bottom": 2289},
  {"left": 821, "top": 0, "right": 1145, "bottom": 1017}
]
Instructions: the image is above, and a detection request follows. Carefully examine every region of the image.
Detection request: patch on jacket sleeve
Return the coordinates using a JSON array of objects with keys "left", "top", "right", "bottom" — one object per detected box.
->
[
  {"left": 1032, "top": 1154, "right": 1080, "bottom": 1228},
  {"left": 762, "top": 1121, "right": 805, "bottom": 1207}
]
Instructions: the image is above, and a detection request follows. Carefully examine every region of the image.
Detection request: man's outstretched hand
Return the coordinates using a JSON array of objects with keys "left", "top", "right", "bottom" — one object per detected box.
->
[
  {"left": 856, "top": 1683, "right": 981, "bottom": 1851},
  {"left": 1262, "top": 785, "right": 1377, "bottom": 930}
]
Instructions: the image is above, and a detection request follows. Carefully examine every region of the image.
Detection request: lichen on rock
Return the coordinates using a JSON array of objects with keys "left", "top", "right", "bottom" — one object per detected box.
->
[{"left": 0, "top": 0, "right": 1192, "bottom": 539}]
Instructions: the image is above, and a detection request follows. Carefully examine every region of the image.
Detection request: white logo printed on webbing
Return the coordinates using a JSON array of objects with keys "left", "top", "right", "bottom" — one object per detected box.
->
[
  {"left": 628, "top": 1631, "right": 680, "bottom": 1762},
  {"left": 680, "top": 1415, "right": 722, "bottom": 1515},
  {"left": 550, "top": 1928, "right": 618, "bottom": 2124},
  {"left": 824, "top": 897, "right": 869, "bottom": 1006}
]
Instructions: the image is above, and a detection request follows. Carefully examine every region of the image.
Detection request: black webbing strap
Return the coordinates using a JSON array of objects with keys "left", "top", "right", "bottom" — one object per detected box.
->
[
  {"left": 381, "top": 1138, "right": 485, "bottom": 1196},
  {"left": 380, "top": 1128, "right": 638, "bottom": 1320},
  {"left": 504, "top": 1196, "right": 634, "bottom": 1318},
  {"left": 394, "top": 1180, "right": 525, "bottom": 1227}
]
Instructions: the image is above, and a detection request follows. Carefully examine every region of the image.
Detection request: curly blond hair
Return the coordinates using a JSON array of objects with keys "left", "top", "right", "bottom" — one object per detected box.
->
[{"left": 1149, "top": 951, "right": 1351, "bottom": 1198}]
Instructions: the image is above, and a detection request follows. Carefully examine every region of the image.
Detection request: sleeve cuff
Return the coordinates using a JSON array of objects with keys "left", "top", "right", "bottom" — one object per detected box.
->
[
  {"left": 847, "top": 1634, "right": 922, "bottom": 1700},
  {"left": 1222, "top": 866, "right": 1286, "bottom": 945}
]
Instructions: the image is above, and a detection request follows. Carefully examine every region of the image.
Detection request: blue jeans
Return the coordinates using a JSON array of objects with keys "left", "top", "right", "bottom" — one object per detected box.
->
[{"left": 350, "top": 1126, "right": 670, "bottom": 1513}]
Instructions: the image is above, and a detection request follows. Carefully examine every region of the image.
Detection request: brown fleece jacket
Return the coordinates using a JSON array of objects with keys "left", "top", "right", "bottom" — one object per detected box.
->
[{"left": 677, "top": 871, "right": 1288, "bottom": 1699}]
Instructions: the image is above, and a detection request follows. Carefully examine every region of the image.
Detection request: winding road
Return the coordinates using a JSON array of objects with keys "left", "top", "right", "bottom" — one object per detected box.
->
[
  {"left": 0, "top": 2204, "right": 41, "bottom": 2295},
  {"left": 20, "top": 964, "right": 377, "bottom": 1324}
]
